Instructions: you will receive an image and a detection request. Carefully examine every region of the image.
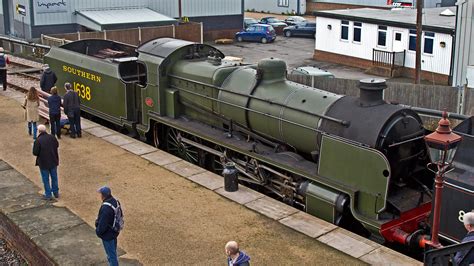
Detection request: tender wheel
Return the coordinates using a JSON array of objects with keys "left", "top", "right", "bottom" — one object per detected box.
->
[
  {"left": 285, "top": 31, "right": 291, "bottom": 37},
  {"left": 237, "top": 36, "right": 243, "bottom": 42},
  {"left": 165, "top": 127, "right": 201, "bottom": 165},
  {"left": 261, "top": 37, "right": 268, "bottom": 44}
]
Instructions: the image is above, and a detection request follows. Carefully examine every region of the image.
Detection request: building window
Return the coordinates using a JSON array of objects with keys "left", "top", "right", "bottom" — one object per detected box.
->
[
  {"left": 278, "top": 0, "right": 289, "bottom": 7},
  {"left": 353, "top": 22, "right": 362, "bottom": 43},
  {"left": 395, "top": 32, "right": 402, "bottom": 41},
  {"left": 424, "top": 32, "right": 435, "bottom": 54},
  {"left": 341, "top": 20, "right": 349, "bottom": 41},
  {"left": 377, "top": 25, "right": 387, "bottom": 47},
  {"left": 408, "top": 29, "right": 417, "bottom": 51}
]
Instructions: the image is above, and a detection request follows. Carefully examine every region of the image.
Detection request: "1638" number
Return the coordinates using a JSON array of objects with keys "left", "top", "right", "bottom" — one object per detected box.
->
[{"left": 73, "top": 82, "right": 92, "bottom": 101}]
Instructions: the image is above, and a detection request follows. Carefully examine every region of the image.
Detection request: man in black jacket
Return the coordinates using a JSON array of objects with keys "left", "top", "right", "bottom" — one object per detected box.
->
[
  {"left": 62, "top": 82, "right": 82, "bottom": 138},
  {"left": 32, "top": 124, "right": 59, "bottom": 200},
  {"left": 96, "top": 186, "right": 120, "bottom": 266},
  {"left": 40, "top": 64, "right": 57, "bottom": 93}
]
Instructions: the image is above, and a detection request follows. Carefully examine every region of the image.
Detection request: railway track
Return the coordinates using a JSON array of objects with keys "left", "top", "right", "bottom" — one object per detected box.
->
[{"left": 7, "top": 58, "right": 42, "bottom": 93}]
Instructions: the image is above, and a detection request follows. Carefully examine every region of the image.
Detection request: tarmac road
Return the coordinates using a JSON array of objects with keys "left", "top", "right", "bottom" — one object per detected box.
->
[{"left": 0, "top": 94, "right": 364, "bottom": 265}]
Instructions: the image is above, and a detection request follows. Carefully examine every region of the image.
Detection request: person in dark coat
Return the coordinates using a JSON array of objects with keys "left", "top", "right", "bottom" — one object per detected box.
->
[
  {"left": 454, "top": 211, "right": 474, "bottom": 265},
  {"left": 47, "top": 87, "right": 62, "bottom": 139},
  {"left": 62, "top": 82, "right": 82, "bottom": 138},
  {"left": 96, "top": 186, "right": 120, "bottom": 266},
  {"left": 225, "top": 241, "right": 250, "bottom": 266},
  {"left": 40, "top": 64, "right": 57, "bottom": 93},
  {"left": 0, "top": 47, "right": 10, "bottom": 91},
  {"left": 32, "top": 125, "right": 59, "bottom": 200}
]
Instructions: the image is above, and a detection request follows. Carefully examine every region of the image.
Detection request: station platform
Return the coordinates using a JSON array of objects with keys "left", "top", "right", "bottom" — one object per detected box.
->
[{"left": 0, "top": 90, "right": 421, "bottom": 265}]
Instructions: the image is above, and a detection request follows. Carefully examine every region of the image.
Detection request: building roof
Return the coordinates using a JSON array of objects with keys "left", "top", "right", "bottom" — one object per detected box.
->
[
  {"left": 76, "top": 8, "right": 177, "bottom": 31},
  {"left": 314, "top": 7, "right": 456, "bottom": 34}
]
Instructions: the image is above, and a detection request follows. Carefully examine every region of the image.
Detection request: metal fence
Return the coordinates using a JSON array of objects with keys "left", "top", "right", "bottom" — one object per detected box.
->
[
  {"left": 287, "top": 74, "right": 472, "bottom": 117},
  {"left": 41, "top": 22, "right": 203, "bottom": 47}
]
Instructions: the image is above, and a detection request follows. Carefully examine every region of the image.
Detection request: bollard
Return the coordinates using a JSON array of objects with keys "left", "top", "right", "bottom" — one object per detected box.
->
[{"left": 223, "top": 162, "right": 239, "bottom": 192}]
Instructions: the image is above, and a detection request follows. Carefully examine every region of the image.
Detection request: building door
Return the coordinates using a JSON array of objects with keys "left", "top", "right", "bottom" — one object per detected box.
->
[{"left": 392, "top": 31, "right": 404, "bottom": 52}]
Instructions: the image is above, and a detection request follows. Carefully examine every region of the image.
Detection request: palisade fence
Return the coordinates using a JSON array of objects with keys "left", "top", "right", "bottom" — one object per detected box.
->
[
  {"left": 41, "top": 22, "right": 203, "bottom": 47},
  {"left": 287, "top": 74, "right": 473, "bottom": 118}
]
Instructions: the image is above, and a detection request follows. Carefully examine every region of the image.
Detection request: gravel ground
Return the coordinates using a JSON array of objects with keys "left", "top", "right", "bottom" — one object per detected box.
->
[
  {"left": 0, "top": 239, "right": 26, "bottom": 266},
  {"left": 0, "top": 93, "right": 365, "bottom": 265}
]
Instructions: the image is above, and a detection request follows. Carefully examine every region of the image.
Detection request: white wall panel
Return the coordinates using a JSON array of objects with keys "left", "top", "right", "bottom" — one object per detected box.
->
[{"left": 182, "top": 0, "right": 242, "bottom": 17}]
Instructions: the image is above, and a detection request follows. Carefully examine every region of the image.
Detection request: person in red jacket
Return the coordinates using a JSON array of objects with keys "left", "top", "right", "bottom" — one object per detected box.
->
[{"left": 0, "top": 47, "right": 10, "bottom": 91}]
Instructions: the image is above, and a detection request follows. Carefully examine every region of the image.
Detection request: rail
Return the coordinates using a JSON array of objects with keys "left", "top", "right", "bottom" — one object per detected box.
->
[
  {"left": 424, "top": 241, "right": 474, "bottom": 265},
  {"left": 372, "top": 49, "right": 406, "bottom": 76}
]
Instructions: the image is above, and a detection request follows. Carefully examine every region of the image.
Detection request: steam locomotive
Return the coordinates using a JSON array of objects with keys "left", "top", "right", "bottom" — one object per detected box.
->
[{"left": 44, "top": 38, "right": 474, "bottom": 250}]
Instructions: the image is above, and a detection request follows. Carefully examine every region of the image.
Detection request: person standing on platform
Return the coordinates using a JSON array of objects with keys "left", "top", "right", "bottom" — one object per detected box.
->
[
  {"left": 22, "top": 87, "right": 40, "bottom": 140},
  {"left": 63, "top": 82, "right": 82, "bottom": 138},
  {"left": 225, "top": 241, "right": 251, "bottom": 266},
  {"left": 454, "top": 211, "right": 474, "bottom": 265},
  {"left": 47, "top": 87, "right": 62, "bottom": 139},
  {"left": 32, "top": 124, "right": 60, "bottom": 200},
  {"left": 96, "top": 186, "right": 123, "bottom": 266},
  {"left": 40, "top": 64, "right": 58, "bottom": 93},
  {"left": 0, "top": 47, "right": 10, "bottom": 91}
]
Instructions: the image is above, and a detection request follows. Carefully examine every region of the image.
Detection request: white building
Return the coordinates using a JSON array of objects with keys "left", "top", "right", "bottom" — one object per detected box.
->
[
  {"left": 453, "top": 0, "right": 474, "bottom": 88},
  {"left": 309, "top": 0, "right": 455, "bottom": 9},
  {"left": 314, "top": 7, "right": 456, "bottom": 84},
  {"left": 244, "top": 0, "right": 306, "bottom": 15}
]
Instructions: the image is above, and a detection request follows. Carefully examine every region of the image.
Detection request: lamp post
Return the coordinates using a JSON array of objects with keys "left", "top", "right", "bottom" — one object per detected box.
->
[{"left": 424, "top": 111, "right": 462, "bottom": 248}]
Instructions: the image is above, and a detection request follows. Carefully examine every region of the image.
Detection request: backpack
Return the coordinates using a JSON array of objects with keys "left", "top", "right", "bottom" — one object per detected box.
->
[
  {"left": 102, "top": 200, "right": 124, "bottom": 233},
  {"left": 0, "top": 55, "right": 5, "bottom": 68}
]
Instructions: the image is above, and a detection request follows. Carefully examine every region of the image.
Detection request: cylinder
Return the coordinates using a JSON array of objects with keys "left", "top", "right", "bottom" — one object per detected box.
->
[{"left": 223, "top": 162, "right": 239, "bottom": 192}]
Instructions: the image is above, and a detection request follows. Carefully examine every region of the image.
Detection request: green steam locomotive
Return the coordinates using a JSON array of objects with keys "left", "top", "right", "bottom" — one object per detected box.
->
[{"left": 44, "top": 38, "right": 452, "bottom": 248}]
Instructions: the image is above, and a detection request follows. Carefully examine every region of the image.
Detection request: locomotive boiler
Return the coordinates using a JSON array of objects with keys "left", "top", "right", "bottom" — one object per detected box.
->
[{"left": 43, "top": 37, "right": 473, "bottom": 249}]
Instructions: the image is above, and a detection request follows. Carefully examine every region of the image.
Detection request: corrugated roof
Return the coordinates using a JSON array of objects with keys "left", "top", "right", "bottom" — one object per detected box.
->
[
  {"left": 76, "top": 8, "right": 177, "bottom": 31},
  {"left": 314, "top": 7, "right": 456, "bottom": 33}
]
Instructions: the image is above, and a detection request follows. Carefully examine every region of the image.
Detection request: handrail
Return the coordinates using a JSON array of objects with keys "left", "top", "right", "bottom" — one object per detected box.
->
[{"left": 0, "top": 35, "right": 51, "bottom": 50}]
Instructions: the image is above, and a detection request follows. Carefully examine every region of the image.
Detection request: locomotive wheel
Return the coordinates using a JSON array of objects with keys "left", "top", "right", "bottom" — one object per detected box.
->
[{"left": 165, "top": 127, "right": 202, "bottom": 165}]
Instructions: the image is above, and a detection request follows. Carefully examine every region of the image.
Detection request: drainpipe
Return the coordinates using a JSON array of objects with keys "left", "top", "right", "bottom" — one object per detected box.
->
[
  {"left": 178, "top": 0, "right": 182, "bottom": 20},
  {"left": 297, "top": 0, "right": 301, "bottom": 15}
]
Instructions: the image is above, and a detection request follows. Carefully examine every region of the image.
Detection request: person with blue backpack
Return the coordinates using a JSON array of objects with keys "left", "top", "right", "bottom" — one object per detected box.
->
[
  {"left": 96, "top": 186, "right": 124, "bottom": 266},
  {"left": 0, "top": 47, "right": 10, "bottom": 91}
]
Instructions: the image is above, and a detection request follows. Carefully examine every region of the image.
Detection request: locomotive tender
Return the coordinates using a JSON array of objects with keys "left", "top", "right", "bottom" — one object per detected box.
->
[{"left": 44, "top": 38, "right": 473, "bottom": 249}]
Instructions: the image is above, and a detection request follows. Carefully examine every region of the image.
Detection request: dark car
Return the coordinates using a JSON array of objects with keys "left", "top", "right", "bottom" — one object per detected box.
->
[
  {"left": 244, "top": 17, "right": 259, "bottom": 29},
  {"left": 284, "top": 16, "right": 307, "bottom": 26},
  {"left": 259, "top": 17, "right": 287, "bottom": 27},
  {"left": 235, "top": 24, "right": 276, "bottom": 43},
  {"left": 283, "top": 22, "right": 316, "bottom": 38}
]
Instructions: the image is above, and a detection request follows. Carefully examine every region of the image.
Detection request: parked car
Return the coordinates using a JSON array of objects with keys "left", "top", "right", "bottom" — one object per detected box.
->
[
  {"left": 284, "top": 16, "right": 307, "bottom": 26},
  {"left": 236, "top": 24, "right": 276, "bottom": 43},
  {"left": 259, "top": 17, "right": 287, "bottom": 27},
  {"left": 244, "top": 17, "right": 259, "bottom": 29},
  {"left": 283, "top": 22, "right": 316, "bottom": 38},
  {"left": 291, "top": 66, "right": 335, "bottom": 79}
]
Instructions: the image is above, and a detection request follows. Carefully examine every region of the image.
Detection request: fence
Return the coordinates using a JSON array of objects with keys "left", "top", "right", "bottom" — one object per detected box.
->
[
  {"left": 372, "top": 49, "right": 406, "bottom": 77},
  {"left": 41, "top": 22, "right": 202, "bottom": 47},
  {"left": 287, "top": 74, "right": 472, "bottom": 117}
]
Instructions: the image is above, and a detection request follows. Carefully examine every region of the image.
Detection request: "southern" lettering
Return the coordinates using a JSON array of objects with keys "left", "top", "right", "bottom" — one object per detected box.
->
[{"left": 62, "top": 65, "right": 102, "bottom": 83}]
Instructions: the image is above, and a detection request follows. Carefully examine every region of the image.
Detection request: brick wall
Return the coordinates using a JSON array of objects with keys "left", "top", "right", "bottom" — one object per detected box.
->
[
  {"left": 306, "top": 1, "right": 390, "bottom": 13},
  {"left": 314, "top": 49, "right": 450, "bottom": 85}
]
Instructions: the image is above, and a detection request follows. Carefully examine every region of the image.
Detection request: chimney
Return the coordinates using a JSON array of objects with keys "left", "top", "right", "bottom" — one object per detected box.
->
[{"left": 358, "top": 79, "right": 387, "bottom": 107}]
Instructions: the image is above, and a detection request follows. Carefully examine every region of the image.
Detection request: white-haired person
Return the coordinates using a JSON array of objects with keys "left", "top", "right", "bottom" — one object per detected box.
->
[
  {"left": 225, "top": 241, "right": 250, "bottom": 266},
  {"left": 454, "top": 211, "right": 474, "bottom": 265},
  {"left": 32, "top": 124, "right": 60, "bottom": 200},
  {"left": 0, "top": 47, "right": 10, "bottom": 91}
]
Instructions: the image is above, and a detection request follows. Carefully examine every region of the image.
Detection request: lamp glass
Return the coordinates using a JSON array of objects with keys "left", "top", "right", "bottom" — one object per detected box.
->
[{"left": 428, "top": 146, "right": 444, "bottom": 164}]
